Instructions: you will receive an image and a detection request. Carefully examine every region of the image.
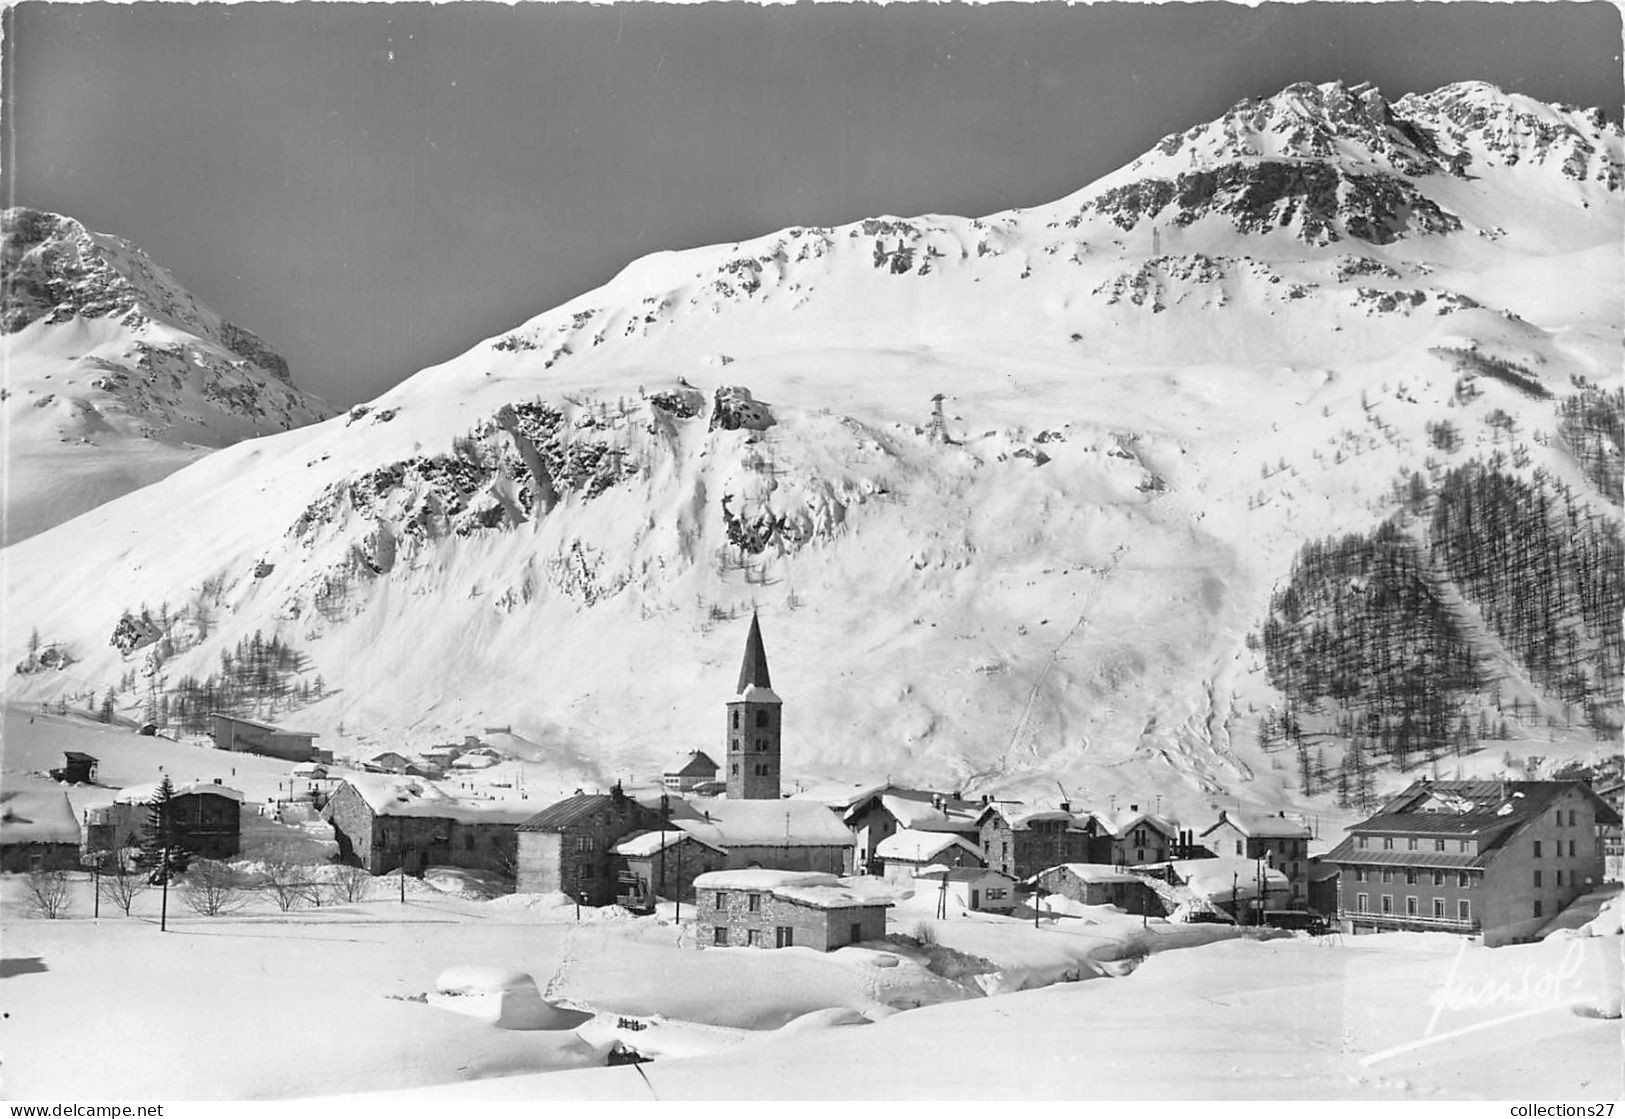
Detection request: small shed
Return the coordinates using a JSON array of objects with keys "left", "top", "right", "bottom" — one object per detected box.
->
[
  {"left": 913, "top": 865, "right": 1017, "bottom": 914},
  {"left": 48, "top": 751, "right": 98, "bottom": 785},
  {"left": 1037, "top": 863, "right": 1162, "bottom": 916},
  {"left": 365, "top": 752, "right": 414, "bottom": 774}
]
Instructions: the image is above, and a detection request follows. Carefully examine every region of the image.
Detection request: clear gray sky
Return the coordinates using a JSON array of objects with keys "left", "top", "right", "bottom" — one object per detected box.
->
[{"left": 4, "top": 1, "right": 1621, "bottom": 407}]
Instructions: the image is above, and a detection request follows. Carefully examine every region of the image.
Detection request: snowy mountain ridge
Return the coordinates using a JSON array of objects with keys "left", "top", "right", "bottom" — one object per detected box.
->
[
  {"left": 1, "top": 207, "right": 332, "bottom": 544},
  {"left": 4, "top": 81, "right": 1619, "bottom": 824}
]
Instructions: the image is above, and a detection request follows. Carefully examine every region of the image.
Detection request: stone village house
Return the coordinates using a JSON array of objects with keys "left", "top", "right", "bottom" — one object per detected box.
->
[
  {"left": 322, "top": 775, "right": 534, "bottom": 876},
  {"left": 694, "top": 868, "right": 891, "bottom": 951}
]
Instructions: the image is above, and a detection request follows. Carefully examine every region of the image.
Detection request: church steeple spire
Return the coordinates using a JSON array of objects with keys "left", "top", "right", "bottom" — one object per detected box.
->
[
  {"left": 736, "top": 611, "right": 773, "bottom": 694},
  {"left": 726, "top": 611, "right": 782, "bottom": 799}
]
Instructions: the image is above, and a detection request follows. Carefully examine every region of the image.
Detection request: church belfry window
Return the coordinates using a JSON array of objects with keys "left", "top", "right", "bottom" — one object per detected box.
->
[{"left": 755, "top": 709, "right": 770, "bottom": 728}]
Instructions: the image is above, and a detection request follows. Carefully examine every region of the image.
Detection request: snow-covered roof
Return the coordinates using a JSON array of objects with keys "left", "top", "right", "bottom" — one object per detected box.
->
[
  {"left": 873, "top": 793, "right": 979, "bottom": 832},
  {"left": 613, "top": 828, "right": 726, "bottom": 858},
  {"left": 0, "top": 785, "right": 81, "bottom": 845},
  {"left": 733, "top": 683, "right": 782, "bottom": 705},
  {"left": 914, "top": 865, "right": 1013, "bottom": 884},
  {"left": 449, "top": 753, "right": 499, "bottom": 769},
  {"left": 695, "top": 868, "right": 837, "bottom": 891},
  {"left": 1098, "top": 809, "right": 1178, "bottom": 839},
  {"left": 1169, "top": 857, "right": 1289, "bottom": 902},
  {"left": 876, "top": 828, "right": 981, "bottom": 864},
  {"left": 792, "top": 781, "right": 891, "bottom": 810},
  {"left": 339, "top": 776, "right": 536, "bottom": 824},
  {"left": 1202, "top": 810, "right": 1311, "bottom": 840},
  {"left": 985, "top": 805, "right": 1092, "bottom": 832},
  {"left": 291, "top": 762, "right": 328, "bottom": 776},
  {"left": 1045, "top": 863, "right": 1145, "bottom": 885},
  {"left": 114, "top": 781, "right": 244, "bottom": 805},
  {"left": 692, "top": 869, "right": 890, "bottom": 911},
  {"left": 677, "top": 798, "right": 851, "bottom": 848},
  {"left": 664, "top": 750, "right": 718, "bottom": 778}
]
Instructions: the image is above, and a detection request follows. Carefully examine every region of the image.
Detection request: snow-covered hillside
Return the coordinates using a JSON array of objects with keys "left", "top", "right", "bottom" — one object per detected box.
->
[
  {"left": 4, "top": 82, "right": 1620, "bottom": 822},
  {"left": 1, "top": 208, "right": 332, "bottom": 543}
]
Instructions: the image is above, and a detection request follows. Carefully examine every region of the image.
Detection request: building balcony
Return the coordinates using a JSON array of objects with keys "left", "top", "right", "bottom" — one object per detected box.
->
[{"left": 1343, "top": 910, "right": 1480, "bottom": 934}]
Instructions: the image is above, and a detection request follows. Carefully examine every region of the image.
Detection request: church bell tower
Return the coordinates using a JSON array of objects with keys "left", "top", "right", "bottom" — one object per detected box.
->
[{"left": 725, "top": 612, "right": 782, "bottom": 799}]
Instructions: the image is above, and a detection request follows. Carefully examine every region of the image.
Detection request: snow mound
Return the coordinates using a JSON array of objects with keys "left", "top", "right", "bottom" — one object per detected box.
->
[{"left": 428, "top": 966, "right": 585, "bottom": 1030}]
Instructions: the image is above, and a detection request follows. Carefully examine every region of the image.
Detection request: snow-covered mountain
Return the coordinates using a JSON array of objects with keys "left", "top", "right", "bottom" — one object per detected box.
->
[
  {"left": 5, "top": 82, "right": 1619, "bottom": 822},
  {"left": 1, "top": 208, "right": 332, "bottom": 543}
]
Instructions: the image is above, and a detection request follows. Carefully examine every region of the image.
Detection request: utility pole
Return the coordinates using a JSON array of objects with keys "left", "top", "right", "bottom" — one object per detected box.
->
[{"left": 159, "top": 842, "right": 170, "bottom": 933}]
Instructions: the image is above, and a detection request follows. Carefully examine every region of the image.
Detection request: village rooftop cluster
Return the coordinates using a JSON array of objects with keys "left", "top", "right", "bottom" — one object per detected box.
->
[{"left": 7, "top": 614, "right": 1619, "bottom": 953}]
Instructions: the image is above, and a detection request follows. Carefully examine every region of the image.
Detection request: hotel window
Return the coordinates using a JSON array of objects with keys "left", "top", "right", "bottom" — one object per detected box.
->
[
  {"left": 1355, "top": 867, "right": 1367, "bottom": 883},
  {"left": 1458, "top": 899, "right": 1471, "bottom": 922},
  {"left": 1460, "top": 840, "right": 1471, "bottom": 853},
  {"left": 1569, "top": 810, "right": 1578, "bottom": 827},
  {"left": 1405, "top": 868, "right": 1417, "bottom": 886},
  {"left": 1556, "top": 809, "right": 1564, "bottom": 827},
  {"left": 732, "top": 710, "right": 740, "bottom": 729},
  {"left": 1405, "top": 896, "right": 1418, "bottom": 916},
  {"left": 1383, "top": 837, "right": 1394, "bottom": 850},
  {"left": 1555, "top": 870, "right": 1564, "bottom": 887},
  {"left": 1407, "top": 838, "right": 1418, "bottom": 851},
  {"left": 748, "top": 893, "right": 761, "bottom": 912},
  {"left": 1381, "top": 895, "right": 1393, "bottom": 914},
  {"left": 1432, "top": 871, "right": 1445, "bottom": 887},
  {"left": 1458, "top": 871, "right": 1471, "bottom": 888},
  {"left": 1381, "top": 869, "right": 1393, "bottom": 884},
  {"left": 714, "top": 892, "right": 726, "bottom": 908},
  {"left": 1358, "top": 836, "right": 1368, "bottom": 849},
  {"left": 713, "top": 927, "right": 729, "bottom": 946},
  {"left": 1569, "top": 840, "right": 1578, "bottom": 857},
  {"left": 1533, "top": 840, "right": 1542, "bottom": 858},
  {"left": 1534, "top": 870, "right": 1542, "bottom": 888},
  {"left": 746, "top": 928, "right": 761, "bottom": 947},
  {"left": 1432, "top": 898, "right": 1445, "bottom": 918},
  {"left": 1356, "top": 893, "right": 1369, "bottom": 913},
  {"left": 1434, "top": 839, "right": 1446, "bottom": 852},
  {"left": 1534, "top": 900, "right": 1543, "bottom": 918},
  {"left": 1235, "top": 840, "right": 1244, "bottom": 856}
]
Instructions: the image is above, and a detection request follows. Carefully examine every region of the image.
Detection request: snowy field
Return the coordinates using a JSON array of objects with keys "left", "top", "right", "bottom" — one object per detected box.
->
[{"left": 3, "top": 865, "right": 1618, "bottom": 1101}]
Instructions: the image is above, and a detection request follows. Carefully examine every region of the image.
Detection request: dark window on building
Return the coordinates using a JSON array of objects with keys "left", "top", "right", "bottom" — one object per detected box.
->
[
  {"left": 1569, "top": 840, "right": 1578, "bottom": 857},
  {"left": 1569, "top": 810, "right": 1577, "bottom": 827},
  {"left": 1405, "top": 868, "right": 1417, "bottom": 886},
  {"left": 1381, "top": 895, "right": 1393, "bottom": 914},
  {"left": 731, "top": 764, "right": 738, "bottom": 776},
  {"left": 1556, "top": 870, "right": 1564, "bottom": 887},
  {"left": 746, "top": 928, "right": 761, "bottom": 946},
  {"left": 1534, "top": 900, "right": 1543, "bottom": 918},
  {"left": 732, "top": 711, "right": 740, "bottom": 729},
  {"left": 1383, "top": 837, "right": 1394, "bottom": 850},
  {"left": 714, "top": 892, "right": 726, "bottom": 908},
  {"left": 1358, "top": 836, "right": 1368, "bottom": 849},
  {"left": 1355, "top": 867, "right": 1367, "bottom": 883},
  {"left": 1407, "top": 838, "right": 1417, "bottom": 851},
  {"left": 713, "top": 927, "right": 729, "bottom": 946},
  {"left": 1432, "top": 871, "right": 1444, "bottom": 887},
  {"left": 1382, "top": 869, "right": 1393, "bottom": 883},
  {"left": 1534, "top": 870, "right": 1542, "bottom": 888},
  {"left": 1433, "top": 898, "right": 1445, "bottom": 918},
  {"left": 776, "top": 926, "right": 794, "bottom": 948},
  {"left": 1458, "top": 899, "right": 1471, "bottom": 922},
  {"left": 1533, "top": 840, "right": 1542, "bottom": 858},
  {"left": 850, "top": 922, "right": 862, "bottom": 944},
  {"left": 1355, "top": 893, "right": 1368, "bottom": 912},
  {"left": 748, "top": 893, "right": 761, "bottom": 912},
  {"left": 1405, "top": 896, "right": 1418, "bottom": 916},
  {"left": 1458, "top": 871, "right": 1470, "bottom": 888},
  {"left": 1434, "top": 839, "right": 1446, "bottom": 852}
]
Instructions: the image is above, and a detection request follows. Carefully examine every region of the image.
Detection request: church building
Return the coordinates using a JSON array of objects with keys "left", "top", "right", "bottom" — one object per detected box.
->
[{"left": 725, "top": 613, "right": 782, "bottom": 800}]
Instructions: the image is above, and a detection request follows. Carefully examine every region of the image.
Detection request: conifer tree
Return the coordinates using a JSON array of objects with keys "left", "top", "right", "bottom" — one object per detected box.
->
[{"left": 136, "top": 776, "right": 191, "bottom": 882}]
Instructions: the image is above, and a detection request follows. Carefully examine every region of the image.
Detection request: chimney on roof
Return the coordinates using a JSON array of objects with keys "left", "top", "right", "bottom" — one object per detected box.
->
[
  {"left": 1059, "top": 801, "right": 1071, "bottom": 813},
  {"left": 1129, "top": 804, "right": 1139, "bottom": 813}
]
